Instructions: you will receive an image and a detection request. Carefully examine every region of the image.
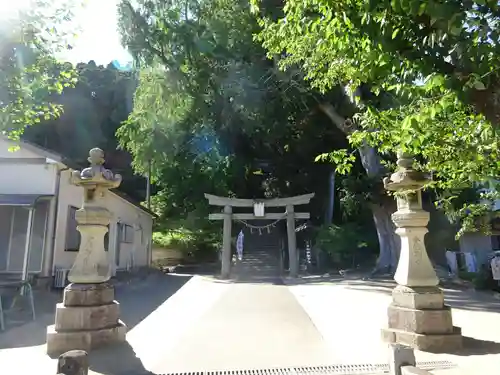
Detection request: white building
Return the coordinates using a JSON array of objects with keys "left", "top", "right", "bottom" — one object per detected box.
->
[
  {"left": 458, "top": 188, "right": 500, "bottom": 268},
  {"left": 0, "top": 136, "right": 154, "bottom": 284}
]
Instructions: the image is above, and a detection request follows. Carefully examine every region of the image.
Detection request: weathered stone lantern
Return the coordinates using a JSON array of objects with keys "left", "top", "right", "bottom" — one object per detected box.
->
[
  {"left": 46, "top": 148, "right": 127, "bottom": 356},
  {"left": 381, "top": 152, "right": 462, "bottom": 352}
]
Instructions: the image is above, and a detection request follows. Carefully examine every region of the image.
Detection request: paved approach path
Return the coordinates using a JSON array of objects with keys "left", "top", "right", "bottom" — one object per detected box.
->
[
  {"left": 285, "top": 275, "right": 500, "bottom": 374},
  {"left": 147, "top": 277, "right": 331, "bottom": 373},
  {"left": 2, "top": 272, "right": 500, "bottom": 374}
]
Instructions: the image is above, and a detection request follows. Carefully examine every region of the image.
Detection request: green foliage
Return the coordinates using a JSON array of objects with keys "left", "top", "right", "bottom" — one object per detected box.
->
[
  {"left": 472, "top": 265, "right": 500, "bottom": 292},
  {"left": 457, "top": 271, "right": 475, "bottom": 282},
  {"left": 459, "top": 267, "right": 500, "bottom": 292},
  {"left": 254, "top": 0, "right": 500, "bottom": 235},
  {"left": 315, "top": 150, "right": 356, "bottom": 174},
  {"left": 117, "top": 0, "right": 276, "bottom": 208},
  {"left": 314, "top": 223, "right": 378, "bottom": 261},
  {"left": 338, "top": 175, "right": 379, "bottom": 221},
  {"left": 0, "top": 0, "right": 81, "bottom": 138},
  {"left": 153, "top": 220, "right": 222, "bottom": 255},
  {"left": 153, "top": 230, "right": 191, "bottom": 249},
  {"left": 254, "top": 0, "right": 500, "bottom": 116},
  {"left": 22, "top": 61, "right": 146, "bottom": 201},
  {"left": 116, "top": 0, "right": 354, "bottom": 233},
  {"left": 153, "top": 228, "right": 220, "bottom": 253},
  {"left": 437, "top": 187, "right": 500, "bottom": 238}
]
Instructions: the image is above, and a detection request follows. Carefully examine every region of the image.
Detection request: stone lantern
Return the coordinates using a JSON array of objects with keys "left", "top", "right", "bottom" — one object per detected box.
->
[
  {"left": 46, "top": 148, "right": 127, "bottom": 356},
  {"left": 381, "top": 152, "right": 462, "bottom": 352}
]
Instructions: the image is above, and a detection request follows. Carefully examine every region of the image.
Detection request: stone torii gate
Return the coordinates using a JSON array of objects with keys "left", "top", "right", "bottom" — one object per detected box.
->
[{"left": 205, "top": 193, "right": 314, "bottom": 279}]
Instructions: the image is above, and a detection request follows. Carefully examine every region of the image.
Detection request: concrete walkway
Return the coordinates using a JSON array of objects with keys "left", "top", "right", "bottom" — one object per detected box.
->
[
  {"left": 285, "top": 275, "right": 500, "bottom": 374},
  {"left": 151, "top": 279, "right": 331, "bottom": 373},
  {"left": 1, "top": 272, "right": 500, "bottom": 374}
]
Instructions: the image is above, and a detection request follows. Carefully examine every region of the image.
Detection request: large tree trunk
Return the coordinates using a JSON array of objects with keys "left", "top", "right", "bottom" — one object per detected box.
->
[
  {"left": 320, "top": 103, "right": 400, "bottom": 273},
  {"left": 370, "top": 197, "right": 400, "bottom": 274},
  {"left": 324, "top": 168, "right": 335, "bottom": 225}
]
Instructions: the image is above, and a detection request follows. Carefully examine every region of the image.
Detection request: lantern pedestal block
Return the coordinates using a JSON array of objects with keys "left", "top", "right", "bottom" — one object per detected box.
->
[
  {"left": 46, "top": 283, "right": 127, "bottom": 356},
  {"left": 381, "top": 286, "right": 462, "bottom": 352}
]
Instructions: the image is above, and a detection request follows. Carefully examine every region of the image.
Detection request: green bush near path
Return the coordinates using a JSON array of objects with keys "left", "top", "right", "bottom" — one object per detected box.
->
[
  {"left": 152, "top": 226, "right": 222, "bottom": 262},
  {"left": 458, "top": 268, "right": 500, "bottom": 292},
  {"left": 313, "top": 223, "right": 378, "bottom": 269}
]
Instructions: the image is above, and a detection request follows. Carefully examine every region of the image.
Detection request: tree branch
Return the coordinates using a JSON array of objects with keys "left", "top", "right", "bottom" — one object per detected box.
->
[
  {"left": 318, "top": 102, "right": 356, "bottom": 135},
  {"left": 319, "top": 102, "right": 384, "bottom": 177}
]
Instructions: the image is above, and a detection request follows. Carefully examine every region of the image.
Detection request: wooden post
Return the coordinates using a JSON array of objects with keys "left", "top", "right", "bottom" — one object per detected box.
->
[
  {"left": 57, "top": 350, "right": 88, "bottom": 375},
  {"left": 286, "top": 204, "right": 298, "bottom": 278},
  {"left": 221, "top": 205, "right": 232, "bottom": 279}
]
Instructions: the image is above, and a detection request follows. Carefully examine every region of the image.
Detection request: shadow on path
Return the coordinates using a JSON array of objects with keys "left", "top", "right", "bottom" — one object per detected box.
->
[
  {"left": 0, "top": 272, "right": 191, "bottom": 349},
  {"left": 116, "top": 273, "right": 192, "bottom": 330},
  {"left": 443, "top": 288, "right": 500, "bottom": 313},
  {"left": 455, "top": 336, "right": 500, "bottom": 356},
  {"left": 335, "top": 275, "right": 500, "bottom": 313},
  {"left": 89, "top": 342, "right": 157, "bottom": 375},
  {"left": 208, "top": 275, "right": 286, "bottom": 285}
]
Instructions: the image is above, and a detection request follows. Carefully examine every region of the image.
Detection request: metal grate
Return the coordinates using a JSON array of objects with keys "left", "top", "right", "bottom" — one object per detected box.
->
[{"left": 152, "top": 361, "right": 456, "bottom": 375}]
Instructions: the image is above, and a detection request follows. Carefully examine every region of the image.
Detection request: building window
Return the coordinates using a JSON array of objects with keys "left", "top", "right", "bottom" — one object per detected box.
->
[
  {"left": 120, "top": 223, "right": 134, "bottom": 244},
  {"left": 65, "top": 206, "right": 80, "bottom": 251}
]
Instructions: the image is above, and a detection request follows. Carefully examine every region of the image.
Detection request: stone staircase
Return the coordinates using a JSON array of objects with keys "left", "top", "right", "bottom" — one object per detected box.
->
[{"left": 232, "top": 224, "right": 283, "bottom": 280}]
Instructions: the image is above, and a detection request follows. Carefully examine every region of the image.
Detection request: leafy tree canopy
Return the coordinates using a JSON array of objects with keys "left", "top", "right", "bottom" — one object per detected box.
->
[
  {"left": 117, "top": 0, "right": 351, "bottom": 223},
  {"left": 0, "top": 0, "right": 81, "bottom": 140},
  {"left": 254, "top": 0, "right": 500, "bottom": 198},
  {"left": 23, "top": 61, "right": 146, "bottom": 201}
]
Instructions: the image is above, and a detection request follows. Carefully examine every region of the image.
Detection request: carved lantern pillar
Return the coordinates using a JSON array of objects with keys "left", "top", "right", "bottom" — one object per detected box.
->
[
  {"left": 46, "top": 148, "right": 126, "bottom": 356},
  {"left": 381, "top": 152, "right": 462, "bottom": 352}
]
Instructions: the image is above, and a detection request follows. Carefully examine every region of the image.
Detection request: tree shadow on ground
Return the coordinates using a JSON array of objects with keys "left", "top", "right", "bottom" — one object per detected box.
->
[
  {"left": 443, "top": 288, "right": 500, "bottom": 313},
  {"left": 0, "top": 272, "right": 191, "bottom": 349},
  {"left": 88, "top": 342, "right": 157, "bottom": 375},
  {"left": 454, "top": 336, "right": 500, "bottom": 356},
  {"left": 337, "top": 275, "right": 500, "bottom": 313},
  {"left": 337, "top": 277, "right": 500, "bottom": 356},
  {"left": 172, "top": 262, "right": 292, "bottom": 285},
  {"left": 208, "top": 275, "right": 287, "bottom": 285}
]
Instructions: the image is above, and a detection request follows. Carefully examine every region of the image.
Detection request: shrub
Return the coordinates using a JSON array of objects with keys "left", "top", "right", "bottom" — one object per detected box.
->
[
  {"left": 458, "top": 267, "right": 500, "bottom": 292},
  {"left": 152, "top": 227, "right": 221, "bottom": 258},
  {"left": 472, "top": 265, "right": 500, "bottom": 292},
  {"left": 313, "top": 223, "right": 378, "bottom": 267}
]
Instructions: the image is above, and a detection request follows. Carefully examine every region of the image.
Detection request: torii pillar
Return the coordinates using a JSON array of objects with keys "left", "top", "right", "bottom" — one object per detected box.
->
[{"left": 46, "top": 148, "right": 127, "bottom": 356}]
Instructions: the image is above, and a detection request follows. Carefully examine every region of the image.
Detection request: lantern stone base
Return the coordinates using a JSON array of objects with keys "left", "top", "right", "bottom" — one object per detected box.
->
[
  {"left": 46, "top": 283, "right": 127, "bottom": 356},
  {"left": 381, "top": 285, "right": 462, "bottom": 352}
]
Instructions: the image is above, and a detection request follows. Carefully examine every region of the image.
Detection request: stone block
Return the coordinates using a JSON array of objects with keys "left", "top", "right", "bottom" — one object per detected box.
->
[
  {"left": 47, "top": 324, "right": 91, "bottom": 355},
  {"left": 55, "top": 301, "right": 121, "bottom": 331},
  {"left": 46, "top": 320, "right": 127, "bottom": 356},
  {"left": 382, "top": 326, "right": 462, "bottom": 353},
  {"left": 63, "top": 283, "right": 114, "bottom": 307},
  {"left": 392, "top": 285, "right": 444, "bottom": 310},
  {"left": 91, "top": 320, "right": 127, "bottom": 348},
  {"left": 387, "top": 304, "right": 454, "bottom": 334},
  {"left": 57, "top": 350, "right": 89, "bottom": 375}
]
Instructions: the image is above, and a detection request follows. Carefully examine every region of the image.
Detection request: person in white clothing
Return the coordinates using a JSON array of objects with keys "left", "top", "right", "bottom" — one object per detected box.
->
[{"left": 236, "top": 230, "right": 244, "bottom": 261}]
